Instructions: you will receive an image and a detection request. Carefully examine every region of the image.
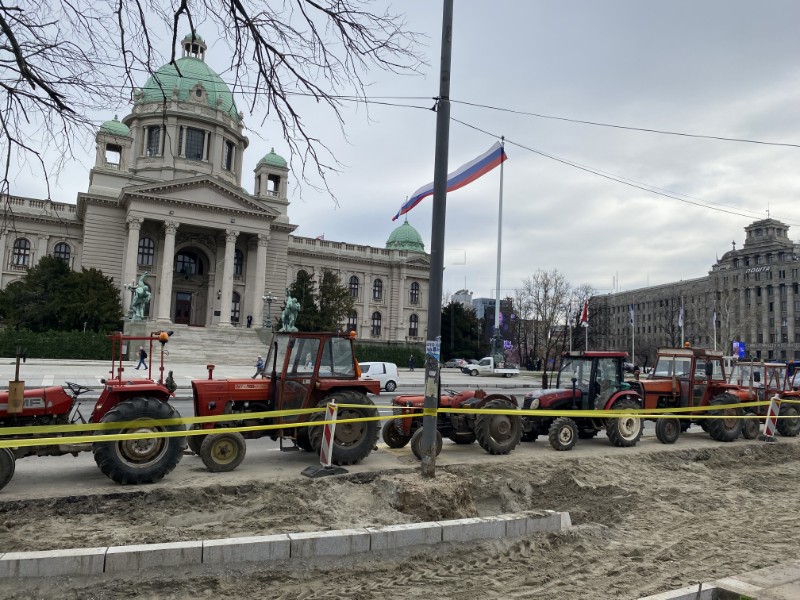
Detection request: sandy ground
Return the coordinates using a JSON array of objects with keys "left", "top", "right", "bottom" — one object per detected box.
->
[{"left": 1, "top": 439, "right": 799, "bottom": 599}]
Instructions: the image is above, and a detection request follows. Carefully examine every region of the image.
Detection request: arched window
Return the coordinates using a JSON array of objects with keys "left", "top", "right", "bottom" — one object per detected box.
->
[
  {"left": 349, "top": 275, "right": 360, "bottom": 298},
  {"left": 371, "top": 311, "right": 382, "bottom": 337},
  {"left": 409, "top": 282, "right": 420, "bottom": 305},
  {"left": 409, "top": 314, "right": 419, "bottom": 337},
  {"left": 234, "top": 249, "right": 244, "bottom": 277},
  {"left": 53, "top": 242, "right": 71, "bottom": 264},
  {"left": 137, "top": 237, "right": 155, "bottom": 267},
  {"left": 175, "top": 251, "right": 203, "bottom": 277},
  {"left": 347, "top": 310, "right": 358, "bottom": 333},
  {"left": 372, "top": 278, "right": 383, "bottom": 301},
  {"left": 231, "top": 291, "right": 241, "bottom": 324},
  {"left": 12, "top": 238, "right": 30, "bottom": 267}
]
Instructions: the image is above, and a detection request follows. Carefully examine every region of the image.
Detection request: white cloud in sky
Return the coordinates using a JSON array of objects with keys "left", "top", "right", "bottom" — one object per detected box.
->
[{"left": 9, "top": 0, "right": 800, "bottom": 301}]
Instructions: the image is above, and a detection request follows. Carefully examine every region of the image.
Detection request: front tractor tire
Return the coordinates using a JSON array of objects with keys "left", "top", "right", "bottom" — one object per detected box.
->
[
  {"left": 308, "top": 391, "right": 379, "bottom": 466},
  {"left": 475, "top": 398, "right": 522, "bottom": 455},
  {"left": 0, "top": 447, "right": 15, "bottom": 492},
  {"left": 742, "top": 412, "right": 760, "bottom": 440},
  {"left": 606, "top": 399, "right": 644, "bottom": 447},
  {"left": 410, "top": 427, "right": 442, "bottom": 460},
  {"left": 655, "top": 418, "right": 680, "bottom": 444},
  {"left": 200, "top": 431, "right": 247, "bottom": 472},
  {"left": 92, "top": 397, "right": 186, "bottom": 485},
  {"left": 776, "top": 405, "right": 800, "bottom": 437},
  {"left": 382, "top": 419, "right": 412, "bottom": 449},
  {"left": 706, "top": 394, "right": 742, "bottom": 442},
  {"left": 548, "top": 417, "right": 578, "bottom": 451}
]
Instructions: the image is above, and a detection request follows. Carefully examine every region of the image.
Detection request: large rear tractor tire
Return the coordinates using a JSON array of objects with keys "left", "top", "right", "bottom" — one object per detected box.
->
[
  {"left": 382, "top": 419, "right": 412, "bottom": 448},
  {"left": 706, "top": 394, "right": 742, "bottom": 442},
  {"left": 92, "top": 397, "right": 186, "bottom": 485},
  {"left": 776, "top": 405, "right": 800, "bottom": 437},
  {"left": 548, "top": 417, "right": 578, "bottom": 451},
  {"left": 742, "top": 412, "right": 760, "bottom": 440},
  {"left": 308, "top": 391, "right": 379, "bottom": 465},
  {"left": 606, "top": 399, "right": 644, "bottom": 447},
  {"left": 200, "top": 431, "right": 247, "bottom": 472},
  {"left": 410, "top": 427, "right": 442, "bottom": 460},
  {"left": 655, "top": 418, "right": 680, "bottom": 444},
  {"left": 187, "top": 424, "right": 208, "bottom": 455},
  {"left": 475, "top": 398, "right": 522, "bottom": 455},
  {"left": 0, "top": 447, "right": 15, "bottom": 492}
]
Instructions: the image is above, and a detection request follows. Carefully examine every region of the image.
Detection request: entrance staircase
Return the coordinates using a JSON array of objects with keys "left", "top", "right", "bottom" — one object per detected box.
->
[{"left": 160, "top": 324, "right": 272, "bottom": 366}]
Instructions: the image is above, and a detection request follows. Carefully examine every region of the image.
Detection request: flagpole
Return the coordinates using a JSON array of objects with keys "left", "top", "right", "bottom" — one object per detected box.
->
[
  {"left": 713, "top": 309, "right": 717, "bottom": 351},
  {"left": 493, "top": 137, "right": 505, "bottom": 360},
  {"left": 567, "top": 303, "right": 572, "bottom": 353},
  {"left": 680, "top": 295, "right": 685, "bottom": 346}
]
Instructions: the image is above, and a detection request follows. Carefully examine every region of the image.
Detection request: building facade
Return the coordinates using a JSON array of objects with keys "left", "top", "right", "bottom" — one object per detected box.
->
[
  {"left": 593, "top": 218, "right": 800, "bottom": 364},
  {"left": 1, "top": 34, "right": 430, "bottom": 342}
]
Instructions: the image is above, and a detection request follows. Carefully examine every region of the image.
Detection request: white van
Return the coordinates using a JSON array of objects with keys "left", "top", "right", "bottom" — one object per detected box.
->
[{"left": 358, "top": 361, "right": 399, "bottom": 392}]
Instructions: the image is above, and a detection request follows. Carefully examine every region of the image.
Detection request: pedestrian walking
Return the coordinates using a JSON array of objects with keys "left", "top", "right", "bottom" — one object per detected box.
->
[
  {"left": 252, "top": 355, "right": 265, "bottom": 379},
  {"left": 246, "top": 314, "right": 253, "bottom": 328},
  {"left": 135, "top": 346, "right": 147, "bottom": 370},
  {"left": 409, "top": 354, "right": 415, "bottom": 371}
]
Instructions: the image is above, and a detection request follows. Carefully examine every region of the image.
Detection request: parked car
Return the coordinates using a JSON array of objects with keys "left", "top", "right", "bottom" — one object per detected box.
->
[
  {"left": 623, "top": 362, "right": 640, "bottom": 374},
  {"left": 443, "top": 358, "right": 467, "bottom": 369},
  {"left": 358, "top": 361, "right": 399, "bottom": 392}
]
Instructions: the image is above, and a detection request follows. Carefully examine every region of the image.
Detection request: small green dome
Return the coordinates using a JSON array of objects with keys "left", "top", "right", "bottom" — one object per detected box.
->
[
  {"left": 258, "top": 148, "right": 287, "bottom": 168},
  {"left": 386, "top": 220, "right": 425, "bottom": 252},
  {"left": 100, "top": 115, "right": 130, "bottom": 137},
  {"left": 136, "top": 56, "right": 239, "bottom": 122},
  {"left": 182, "top": 32, "right": 205, "bottom": 44}
]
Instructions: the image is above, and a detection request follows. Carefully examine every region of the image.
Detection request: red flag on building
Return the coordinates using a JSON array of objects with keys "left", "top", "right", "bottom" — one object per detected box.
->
[{"left": 580, "top": 302, "right": 589, "bottom": 328}]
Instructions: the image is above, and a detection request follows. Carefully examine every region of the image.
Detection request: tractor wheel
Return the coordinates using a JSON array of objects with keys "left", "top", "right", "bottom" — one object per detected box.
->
[
  {"left": 308, "top": 391, "right": 379, "bottom": 465},
  {"left": 0, "top": 447, "right": 15, "bottom": 492},
  {"left": 92, "top": 397, "right": 186, "bottom": 485},
  {"left": 578, "top": 428, "right": 599, "bottom": 440},
  {"left": 548, "top": 417, "right": 578, "bottom": 451},
  {"left": 385, "top": 380, "right": 397, "bottom": 392},
  {"left": 776, "top": 405, "right": 800, "bottom": 437},
  {"left": 410, "top": 427, "right": 442, "bottom": 460},
  {"left": 295, "top": 427, "right": 315, "bottom": 452},
  {"left": 475, "top": 398, "right": 522, "bottom": 455},
  {"left": 187, "top": 424, "right": 207, "bottom": 455},
  {"left": 742, "top": 412, "right": 760, "bottom": 440},
  {"left": 448, "top": 432, "right": 476, "bottom": 444},
  {"left": 199, "top": 432, "right": 247, "bottom": 472},
  {"left": 606, "top": 399, "right": 643, "bottom": 447},
  {"left": 382, "top": 419, "right": 411, "bottom": 448},
  {"left": 655, "top": 418, "right": 680, "bottom": 444},
  {"left": 470, "top": 369, "right": 479, "bottom": 377},
  {"left": 706, "top": 394, "right": 742, "bottom": 442}
]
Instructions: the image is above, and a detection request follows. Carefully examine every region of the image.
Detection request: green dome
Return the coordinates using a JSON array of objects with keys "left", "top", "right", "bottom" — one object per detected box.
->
[
  {"left": 182, "top": 32, "right": 205, "bottom": 44},
  {"left": 100, "top": 115, "right": 130, "bottom": 137},
  {"left": 258, "top": 148, "right": 287, "bottom": 168},
  {"left": 136, "top": 56, "right": 239, "bottom": 122},
  {"left": 386, "top": 220, "right": 425, "bottom": 252}
]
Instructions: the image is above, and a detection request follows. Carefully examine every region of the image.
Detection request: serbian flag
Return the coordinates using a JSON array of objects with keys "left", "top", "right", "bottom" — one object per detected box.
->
[
  {"left": 392, "top": 141, "right": 508, "bottom": 221},
  {"left": 580, "top": 302, "right": 589, "bottom": 328}
]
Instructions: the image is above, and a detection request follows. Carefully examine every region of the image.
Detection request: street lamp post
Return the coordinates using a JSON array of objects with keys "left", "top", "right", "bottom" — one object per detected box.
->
[{"left": 262, "top": 292, "right": 276, "bottom": 330}]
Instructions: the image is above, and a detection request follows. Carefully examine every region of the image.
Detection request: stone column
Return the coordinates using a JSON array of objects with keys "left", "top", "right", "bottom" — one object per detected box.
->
[
  {"left": 787, "top": 284, "right": 795, "bottom": 354},
  {"left": 0, "top": 231, "right": 7, "bottom": 275},
  {"left": 218, "top": 229, "right": 238, "bottom": 326},
  {"left": 122, "top": 217, "right": 143, "bottom": 315},
  {"left": 252, "top": 233, "right": 269, "bottom": 325},
  {"left": 35, "top": 234, "right": 50, "bottom": 265},
  {"left": 156, "top": 221, "right": 179, "bottom": 323}
]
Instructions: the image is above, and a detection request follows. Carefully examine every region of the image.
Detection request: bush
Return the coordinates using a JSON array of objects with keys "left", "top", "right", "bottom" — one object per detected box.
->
[
  {"left": 354, "top": 342, "right": 424, "bottom": 368},
  {"left": 0, "top": 329, "right": 115, "bottom": 360}
]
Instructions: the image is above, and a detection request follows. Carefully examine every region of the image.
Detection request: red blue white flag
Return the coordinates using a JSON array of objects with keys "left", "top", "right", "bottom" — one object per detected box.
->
[
  {"left": 392, "top": 141, "right": 508, "bottom": 221},
  {"left": 580, "top": 302, "right": 589, "bottom": 328}
]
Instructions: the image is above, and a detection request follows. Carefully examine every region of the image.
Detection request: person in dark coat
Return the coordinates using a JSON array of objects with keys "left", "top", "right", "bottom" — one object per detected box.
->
[
  {"left": 135, "top": 346, "right": 147, "bottom": 370},
  {"left": 409, "top": 354, "right": 415, "bottom": 371}
]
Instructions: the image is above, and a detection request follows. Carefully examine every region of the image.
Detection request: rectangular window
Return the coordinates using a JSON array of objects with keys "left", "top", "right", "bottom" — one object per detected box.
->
[
  {"left": 185, "top": 127, "right": 205, "bottom": 161},
  {"left": 146, "top": 126, "right": 161, "bottom": 156},
  {"left": 224, "top": 140, "right": 235, "bottom": 171}
]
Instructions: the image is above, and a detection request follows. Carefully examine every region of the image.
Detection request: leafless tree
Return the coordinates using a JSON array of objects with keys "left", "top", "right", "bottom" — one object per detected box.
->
[
  {"left": 0, "top": 1, "right": 424, "bottom": 217},
  {"left": 521, "top": 269, "right": 571, "bottom": 378}
]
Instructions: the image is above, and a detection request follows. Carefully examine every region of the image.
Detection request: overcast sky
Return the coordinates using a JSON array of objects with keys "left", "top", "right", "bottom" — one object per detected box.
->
[{"left": 11, "top": 1, "right": 800, "bottom": 301}]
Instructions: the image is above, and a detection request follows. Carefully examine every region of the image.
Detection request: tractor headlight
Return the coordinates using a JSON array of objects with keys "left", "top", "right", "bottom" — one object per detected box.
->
[{"left": 528, "top": 397, "right": 540, "bottom": 410}]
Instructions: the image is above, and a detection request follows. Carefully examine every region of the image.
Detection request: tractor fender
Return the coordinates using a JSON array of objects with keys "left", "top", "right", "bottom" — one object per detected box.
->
[
  {"left": 478, "top": 393, "right": 519, "bottom": 409},
  {"left": 600, "top": 391, "right": 643, "bottom": 411}
]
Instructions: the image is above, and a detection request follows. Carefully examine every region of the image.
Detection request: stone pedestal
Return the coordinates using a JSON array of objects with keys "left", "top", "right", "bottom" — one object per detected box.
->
[{"left": 122, "top": 321, "right": 150, "bottom": 360}]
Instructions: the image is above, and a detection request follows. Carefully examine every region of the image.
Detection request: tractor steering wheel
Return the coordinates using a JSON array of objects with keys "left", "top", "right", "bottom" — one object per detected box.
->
[{"left": 65, "top": 381, "right": 93, "bottom": 396}]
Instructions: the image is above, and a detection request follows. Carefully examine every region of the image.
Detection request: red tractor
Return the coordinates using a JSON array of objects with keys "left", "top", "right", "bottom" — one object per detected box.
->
[
  {"left": 521, "top": 351, "right": 644, "bottom": 451},
  {"left": 628, "top": 345, "right": 772, "bottom": 444},
  {"left": 189, "top": 331, "right": 381, "bottom": 471},
  {"left": 381, "top": 388, "right": 522, "bottom": 458},
  {"left": 0, "top": 332, "right": 185, "bottom": 492}
]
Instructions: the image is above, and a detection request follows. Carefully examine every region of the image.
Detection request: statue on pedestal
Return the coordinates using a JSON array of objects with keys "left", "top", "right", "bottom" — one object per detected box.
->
[
  {"left": 126, "top": 273, "right": 151, "bottom": 322},
  {"left": 279, "top": 288, "right": 300, "bottom": 332}
]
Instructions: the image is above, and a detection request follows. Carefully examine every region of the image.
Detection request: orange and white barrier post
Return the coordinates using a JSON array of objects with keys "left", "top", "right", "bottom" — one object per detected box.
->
[
  {"left": 319, "top": 401, "right": 338, "bottom": 467},
  {"left": 301, "top": 400, "right": 348, "bottom": 478},
  {"left": 758, "top": 395, "right": 781, "bottom": 443}
]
